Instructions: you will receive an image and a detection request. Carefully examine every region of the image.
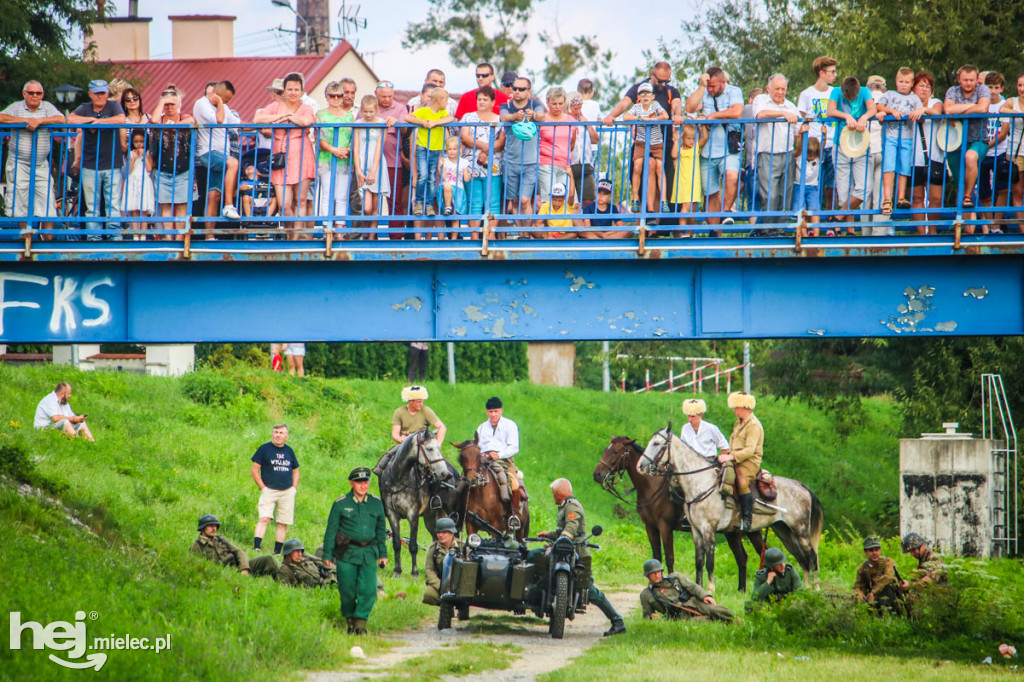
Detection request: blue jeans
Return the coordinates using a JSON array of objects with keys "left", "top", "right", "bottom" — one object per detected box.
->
[
  {"left": 80, "top": 167, "right": 122, "bottom": 239},
  {"left": 414, "top": 147, "right": 441, "bottom": 207}
]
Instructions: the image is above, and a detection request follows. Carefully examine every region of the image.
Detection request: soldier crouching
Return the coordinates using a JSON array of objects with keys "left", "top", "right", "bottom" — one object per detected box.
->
[
  {"left": 276, "top": 538, "right": 338, "bottom": 588},
  {"left": 751, "top": 547, "right": 802, "bottom": 604},
  {"left": 854, "top": 536, "right": 906, "bottom": 615}
]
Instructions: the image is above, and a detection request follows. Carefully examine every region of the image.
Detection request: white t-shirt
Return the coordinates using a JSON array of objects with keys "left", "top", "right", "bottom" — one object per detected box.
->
[
  {"left": 912, "top": 98, "right": 946, "bottom": 165},
  {"left": 797, "top": 85, "right": 836, "bottom": 149},
  {"left": 476, "top": 417, "right": 519, "bottom": 460},
  {"left": 752, "top": 94, "right": 800, "bottom": 154},
  {"left": 798, "top": 157, "right": 821, "bottom": 186},
  {"left": 193, "top": 97, "right": 240, "bottom": 156},
  {"left": 680, "top": 420, "right": 729, "bottom": 459},
  {"left": 441, "top": 156, "right": 466, "bottom": 187},
  {"left": 986, "top": 100, "right": 1009, "bottom": 157},
  {"left": 34, "top": 391, "right": 74, "bottom": 429},
  {"left": 1005, "top": 97, "right": 1024, "bottom": 160}
]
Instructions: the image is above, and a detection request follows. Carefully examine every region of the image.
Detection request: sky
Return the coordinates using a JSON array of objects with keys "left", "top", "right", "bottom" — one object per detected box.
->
[{"left": 133, "top": 0, "right": 687, "bottom": 96}]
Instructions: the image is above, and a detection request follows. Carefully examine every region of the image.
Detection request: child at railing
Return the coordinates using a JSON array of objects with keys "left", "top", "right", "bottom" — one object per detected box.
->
[
  {"left": 406, "top": 85, "right": 454, "bottom": 218},
  {"left": 791, "top": 136, "right": 822, "bottom": 237},
  {"left": 625, "top": 83, "right": 670, "bottom": 215},
  {"left": 123, "top": 130, "right": 154, "bottom": 240},
  {"left": 875, "top": 67, "right": 925, "bottom": 215},
  {"left": 670, "top": 123, "right": 708, "bottom": 237},
  {"left": 352, "top": 95, "right": 390, "bottom": 224},
  {"left": 439, "top": 136, "right": 469, "bottom": 217}
]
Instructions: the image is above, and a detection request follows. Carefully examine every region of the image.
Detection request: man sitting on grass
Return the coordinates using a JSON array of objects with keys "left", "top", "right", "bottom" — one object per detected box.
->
[
  {"left": 853, "top": 535, "right": 905, "bottom": 615},
  {"left": 276, "top": 538, "right": 337, "bottom": 588},
  {"left": 191, "top": 514, "right": 278, "bottom": 577},
  {"left": 33, "top": 381, "right": 94, "bottom": 441},
  {"left": 640, "top": 558, "right": 734, "bottom": 622}
]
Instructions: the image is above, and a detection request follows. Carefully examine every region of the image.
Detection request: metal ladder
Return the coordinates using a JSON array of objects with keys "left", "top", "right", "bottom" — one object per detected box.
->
[{"left": 981, "top": 373, "right": 1019, "bottom": 557}]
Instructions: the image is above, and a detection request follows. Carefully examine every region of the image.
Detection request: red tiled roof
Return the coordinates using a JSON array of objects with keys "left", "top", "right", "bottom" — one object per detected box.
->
[
  {"left": 110, "top": 41, "right": 360, "bottom": 121},
  {"left": 0, "top": 353, "right": 52, "bottom": 361},
  {"left": 88, "top": 353, "right": 146, "bottom": 360}
]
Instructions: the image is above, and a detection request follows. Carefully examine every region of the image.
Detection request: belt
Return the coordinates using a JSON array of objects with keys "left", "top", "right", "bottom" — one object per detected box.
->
[{"left": 351, "top": 539, "right": 374, "bottom": 547}]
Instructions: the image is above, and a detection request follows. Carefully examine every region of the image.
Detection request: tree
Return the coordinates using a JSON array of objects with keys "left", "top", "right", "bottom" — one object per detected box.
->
[
  {"left": 402, "top": 0, "right": 613, "bottom": 92},
  {"left": 0, "top": 0, "right": 108, "bottom": 106}
]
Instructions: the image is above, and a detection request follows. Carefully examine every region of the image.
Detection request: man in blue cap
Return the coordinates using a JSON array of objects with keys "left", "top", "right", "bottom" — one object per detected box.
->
[
  {"left": 68, "top": 80, "right": 126, "bottom": 240},
  {"left": 323, "top": 466, "right": 388, "bottom": 634}
]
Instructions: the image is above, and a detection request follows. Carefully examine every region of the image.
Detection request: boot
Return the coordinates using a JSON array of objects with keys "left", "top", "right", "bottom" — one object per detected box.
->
[
  {"left": 739, "top": 493, "right": 754, "bottom": 531},
  {"left": 353, "top": 618, "right": 367, "bottom": 635},
  {"left": 604, "top": 619, "right": 627, "bottom": 636},
  {"left": 592, "top": 590, "right": 626, "bottom": 636},
  {"left": 495, "top": 468, "right": 511, "bottom": 503},
  {"left": 346, "top": 617, "right": 356, "bottom": 634},
  {"left": 372, "top": 453, "right": 391, "bottom": 477}
]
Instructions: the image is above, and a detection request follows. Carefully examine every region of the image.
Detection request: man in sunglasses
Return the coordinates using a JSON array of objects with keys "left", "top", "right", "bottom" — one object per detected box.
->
[
  {"left": 604, "top": 63, "right": 683, "bottom": 217},
  {"left": 1, "top": 81, "right": 66, "bottom": 233},
  {"left": 455, "top": 62, "right": 509, "bottom": 119}
]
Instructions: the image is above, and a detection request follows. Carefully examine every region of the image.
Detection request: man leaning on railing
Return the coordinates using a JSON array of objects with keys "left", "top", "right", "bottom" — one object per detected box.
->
[
  {"left": 0, "top": 81, "right": 66, "bottom": 234},
  {"left": 67, "top": 80, "right": 126, "bottom": 240}
]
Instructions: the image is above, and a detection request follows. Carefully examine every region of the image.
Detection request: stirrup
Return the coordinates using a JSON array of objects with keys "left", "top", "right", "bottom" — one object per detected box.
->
[{"left": 429, "top": 495, "right": 442, "bottom": 510}]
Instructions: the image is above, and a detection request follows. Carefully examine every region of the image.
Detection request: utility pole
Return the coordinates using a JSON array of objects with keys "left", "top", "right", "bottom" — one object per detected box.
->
[{"left": 743, "top": 341, "right": 751, "bottom": 392}]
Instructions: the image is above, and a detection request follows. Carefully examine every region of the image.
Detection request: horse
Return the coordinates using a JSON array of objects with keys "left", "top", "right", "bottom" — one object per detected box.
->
[
  {"left": 593, "top": 436, "right": 766, "bottom": 589},
  {"left": 452, "top": 434, "right": 529, "bottom": 541},
  {"left": 639, "top": 425, "right": 824, "bottom": 592},
  {"left": 378, "top": 429, "right": 462, "bottom": 578}
]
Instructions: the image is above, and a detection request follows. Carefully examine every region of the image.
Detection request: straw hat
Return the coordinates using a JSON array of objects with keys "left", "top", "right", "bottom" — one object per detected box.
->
[
  {"left": 934, "top": 120, "right": 963, "bottom": 152},
  {"left": 839, "top": 126, "right": 869, "bottom": 158},
  {"left": 265, "top": 78, "right": 285, "bottom": 94}
]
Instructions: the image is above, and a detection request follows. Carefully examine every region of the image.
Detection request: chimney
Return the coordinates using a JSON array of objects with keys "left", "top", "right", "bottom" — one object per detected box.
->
[
  {"left": 86, "top": 2, "right": 152, "bottom": 61},
  {"left": 296, "top": 0, "right": 329, "bottom": 55},
  {"left": 169, "top": 15, "right": 236, "bottom": 60}
]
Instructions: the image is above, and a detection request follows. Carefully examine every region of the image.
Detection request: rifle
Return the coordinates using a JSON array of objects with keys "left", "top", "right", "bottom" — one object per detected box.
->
[{"left": 466, "top": 510, "right": 507, "bottom": 540}]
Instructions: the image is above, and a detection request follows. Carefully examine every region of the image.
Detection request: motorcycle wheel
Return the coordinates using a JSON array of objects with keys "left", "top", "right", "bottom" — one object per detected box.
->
[
  {"left": 438, "top": 602, "right": 454, "bottom": 630},
  {"left": 549, "top": 572, "right": 569, "bottom": 639}
]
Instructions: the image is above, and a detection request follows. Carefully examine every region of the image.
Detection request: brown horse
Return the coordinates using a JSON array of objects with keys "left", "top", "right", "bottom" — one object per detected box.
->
[
  {"left": 594, "top": 436, "right": 767, "bottom": 592},
  {"left": 452, "top": 435, "right": 529, "bottom": 541}
]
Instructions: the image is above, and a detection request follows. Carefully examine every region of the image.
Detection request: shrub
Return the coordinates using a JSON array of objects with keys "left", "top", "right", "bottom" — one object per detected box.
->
[{"left": 180, "top": 371, "right": 237, "bottom": 406}]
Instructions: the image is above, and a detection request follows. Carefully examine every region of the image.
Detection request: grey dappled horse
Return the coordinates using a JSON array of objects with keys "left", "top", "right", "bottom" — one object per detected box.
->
[
  {"left": 378, "top": 429, "right": 462, "bottom": 577},
  {"left": 639, "top": 425, "right": 823, "bottom": 592}
]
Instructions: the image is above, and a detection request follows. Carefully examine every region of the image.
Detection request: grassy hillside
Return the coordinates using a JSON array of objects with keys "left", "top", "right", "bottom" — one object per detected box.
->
[{"left": 1, "top": 364, "right": 1019, "bottom": 681}]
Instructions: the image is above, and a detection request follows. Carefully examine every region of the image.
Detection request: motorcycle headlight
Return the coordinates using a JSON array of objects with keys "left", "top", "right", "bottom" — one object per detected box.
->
[{"left": 467, "top": 533, "right": 482, "bottom": 548}]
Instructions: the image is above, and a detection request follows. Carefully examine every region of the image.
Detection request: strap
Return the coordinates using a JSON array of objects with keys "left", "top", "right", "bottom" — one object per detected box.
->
[
  {"left": 917, "top": 120, "right": 928, "bottom": 155},
  {"left": 1014, "top": 103, "right": 1024, "bottom": 158}
]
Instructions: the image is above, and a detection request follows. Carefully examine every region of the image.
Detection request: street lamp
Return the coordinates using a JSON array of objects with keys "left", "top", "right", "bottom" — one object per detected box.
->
[
  {"left": 271, "top": 0, "right": 311, "bottom": 55},
  {"left": 53, "top": 84, "right": 83, "bottom": 106}
]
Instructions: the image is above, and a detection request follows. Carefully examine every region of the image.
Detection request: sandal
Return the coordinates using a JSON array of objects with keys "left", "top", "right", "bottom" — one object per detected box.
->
[
  {"left": 896, "top": 198, "right": 912, "bottom": 210},
  {"left": 962, "top": 199, "right": 975, "bottom": 209},
  {"left": 881, "top": 200, "right": 893, "bottom": 215}
]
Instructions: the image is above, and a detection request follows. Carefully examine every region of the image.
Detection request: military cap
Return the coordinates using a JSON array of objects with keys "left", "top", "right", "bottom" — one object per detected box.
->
[
  {"left": 863, "top": 536, "right": 882, "bottom": 551},
  {"left": 282, "top": 538, "right": 305, "bottom": 555},
  {"left": 682, "top": 398, "right": 706, "bottom": 416},
  {"left": 402, "top": 385, "right": 429, "bottom": 401},
  {"left": 901, "top": 532, "right": 927, "bottom": 553},
  {"left": 764, "top": 547, "right": 785, "bottom": 565},
  {"left": 486, "top": 396, "right": 503, "bottom": 410},
  {"left": 435, "top": 517, "right": 457, "bottom": 534},
  {"left": 197, "top": 514, "right": 220, "bottom": 531},
  {"left": 349, "top": 467, "right": 372, "bottom": 482},
  {"left": 727, "top": 391, "right": 756, "bottom": 410},
  {"left": 643, "top": 558, "right": 663, "bottom": 576}
]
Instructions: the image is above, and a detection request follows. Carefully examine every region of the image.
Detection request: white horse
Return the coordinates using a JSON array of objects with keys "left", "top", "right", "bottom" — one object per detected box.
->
[{"left": 639, "top": 424, "right": 823, "bottom": 592}]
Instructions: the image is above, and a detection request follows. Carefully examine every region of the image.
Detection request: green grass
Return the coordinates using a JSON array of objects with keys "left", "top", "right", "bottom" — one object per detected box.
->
[{"left": 0, "top": 364, "right": 1019, "bottom": 681}]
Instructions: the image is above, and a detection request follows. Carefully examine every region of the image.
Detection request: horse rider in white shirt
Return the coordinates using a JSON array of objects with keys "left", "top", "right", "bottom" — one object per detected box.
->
[
  {"left": 679, "top": 398, "right": 730, "bottom": 460},
  {"left": 477, "top": 396, "right": 525, "bottom": 504}
]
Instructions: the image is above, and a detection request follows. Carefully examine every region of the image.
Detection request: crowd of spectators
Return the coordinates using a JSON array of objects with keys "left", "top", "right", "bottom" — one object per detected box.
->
[{"left": 3, "top": 57, "right": 1024, "bottom": 240}]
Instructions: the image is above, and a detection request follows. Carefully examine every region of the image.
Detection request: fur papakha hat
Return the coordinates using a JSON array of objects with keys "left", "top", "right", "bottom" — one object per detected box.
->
[
  {"left": 682, "top": 398, "right": 706, "bottom": 416},
  {"left": 727, "top": 391, "right": 756, "bottom": 410},
  {"left": 402, "top": 385, "right": 429, "bottom": 401}
]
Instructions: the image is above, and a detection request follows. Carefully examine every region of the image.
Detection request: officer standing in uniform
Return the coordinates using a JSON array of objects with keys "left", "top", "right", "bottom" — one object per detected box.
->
[
  {"left": 323, "top": 467, "right": 388, "bottom": 634},
  {"left": 899, "top": 532, "right": 946, "bottom": 594},
  {"left": 721, "top": 391, "right": 763, "bottom": 531},
  {"left": 853, "top": 535, "right": 904, "bottom": 614},
  {"left": 276, "top": 538, "right": 338, "bottom": 588},
  {"left": 751, "top": 547, "right": 802, "bottom": 603},
  {"left": 423, "top": 517, "right": 463, "bottom": 606},
  {"left": 534, "top": 478, "right": 626, "bottom": 636},
  {"left": 639, "top": 558, "right": 734, "bottom": 621},
  {"left": 191, "top": 514, "right": 279, "bottom": 577}
]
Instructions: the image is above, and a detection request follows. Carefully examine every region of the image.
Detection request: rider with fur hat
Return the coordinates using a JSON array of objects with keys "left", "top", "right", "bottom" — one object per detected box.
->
[
  {"left": 721, "top": 391, "right": 763, "bottom": 531},
  {"left": 751, "top": 547, "right": 802, "bottom": 603},
  {"left": 679, "top": 398, "right": 730, "bottom": 460},
  {"left": 373, "top": 385, "right": 447, "bottom": 476}
]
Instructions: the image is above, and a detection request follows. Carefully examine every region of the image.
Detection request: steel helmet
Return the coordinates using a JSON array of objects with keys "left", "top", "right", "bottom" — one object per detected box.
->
[
  {"left": 764, "top": 547, "right": 785, "bottom": 566},
  {"left": 282, "top": 538, "right": 305, "bottom": 555},
  {"left": 863, "top": 536, "right": 882, "bottom": 551},
  {"left": 197, "top": 514, "right": 220, "bottom": 531},
  {"left": 901, "top": 532, "right": 927, "bottom": 553},
  {"left": 643, "top": 558, "right": 663, "bottom": 576},
  {"left": 435, "top": 517, "right": 457, "bottom": 534}
]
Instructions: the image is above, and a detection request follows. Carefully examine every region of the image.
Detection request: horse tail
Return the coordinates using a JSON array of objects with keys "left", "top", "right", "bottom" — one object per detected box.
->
[{"left": 804, "top": 485, "right": 824, "bottom": 571}]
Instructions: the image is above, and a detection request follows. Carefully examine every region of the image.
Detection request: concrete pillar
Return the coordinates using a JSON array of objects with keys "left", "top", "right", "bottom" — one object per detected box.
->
[
  {"left": 527, "top": 342, "right": 575, "bottom": 387},
  {"left": 146, "top": 344, "right": 195, "bottom": 377},
  {"left": 900, "top": 424, "right": 1001, "bottom": 558},
  {"left": 52, "top": 344, "right": 100, "bottom": 369}
]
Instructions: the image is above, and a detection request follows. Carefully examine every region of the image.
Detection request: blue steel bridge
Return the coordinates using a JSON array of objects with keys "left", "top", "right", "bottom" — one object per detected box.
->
[{"left": 1, "top": 117, "right": 1022, "bottom": 343}]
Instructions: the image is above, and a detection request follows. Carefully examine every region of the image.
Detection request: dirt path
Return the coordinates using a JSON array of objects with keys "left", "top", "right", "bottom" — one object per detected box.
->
[{"left": 305, "top": 588, "right": 640, "bottom": 682}]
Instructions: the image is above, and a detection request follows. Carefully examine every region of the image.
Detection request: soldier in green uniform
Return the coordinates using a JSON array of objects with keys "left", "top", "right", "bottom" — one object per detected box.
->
[
  {"left": 533, "top": 478, "right": 626, "bottom": 636},
  {"left": 640, "top": 558, "right": 735, "bottom": 621},
  {"left": 899, "top": 532, "right": 946, "bottom": 594},
  {"left": 190, "top": 514, "right": 280, "bottom": 577},
  {"left": 276, "top": 538, "right": 338, "bottom": 588},
  {"left": 323, "top": 467, "right": 388, "bottom": 634},
  {"left": 423, "top": 517, "right": 463, "bottom": 606},
  {"left": 751, "top": 547, "right": 802, "bottom": 603},
  {"left": 853, "top": 536, "right": 905, "bottom": 615},
  {"left": 373, "top": 385, "right": 447, "bottom": 476}
]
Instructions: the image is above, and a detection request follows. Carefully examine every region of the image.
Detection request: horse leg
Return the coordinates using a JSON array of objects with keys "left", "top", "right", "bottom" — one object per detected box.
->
[
  {"left": 408, "top": 511, "right": 420, "bottom": 577},
  {"left": 660, "top": 521, "right": 675, "bottom": 574},
  {"left": 704, "top": 529, "right": 716, "bottom": 594},
  {"left": 645, "top": 523, "right": 662, "bottom": 564},
  {"left": 387, "top": 509, "right": 403, "bottom": 578},
  {"left": 692, "top": 531, "right": 705, "bottom": 588},
  {"left": 771, "top": 522, "right": 818, "bottom": 586},
  {"left": 724, "top": 531, "right": 748, "bottom": 593}
]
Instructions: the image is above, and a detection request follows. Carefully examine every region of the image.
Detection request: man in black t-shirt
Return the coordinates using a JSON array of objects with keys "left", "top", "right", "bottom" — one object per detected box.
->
[
  {"left": 67, "top": 80, "right": 126, "bottom": 239},
  {"left": 251, "top": 423, "right": 300, "bottom": 555},
  {"left": 581, "top": 178, "right": 632, "bottom": 238},
  {"left": 603, "top": 63, "right": 683, "bottom": 219}
]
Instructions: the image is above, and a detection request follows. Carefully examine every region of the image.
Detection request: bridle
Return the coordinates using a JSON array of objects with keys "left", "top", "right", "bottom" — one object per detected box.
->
[
  {"left": 597, "top": 440, "right": 638, "bottom": 503},
  {"left": 458, "top": 444, "right": 493, "bottom": 488},
  {"left": 641, "top": 427, "right": 723, "bottom": 506}
]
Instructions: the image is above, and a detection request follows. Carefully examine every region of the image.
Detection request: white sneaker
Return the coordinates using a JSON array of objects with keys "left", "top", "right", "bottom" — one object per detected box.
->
[
  {"left": 722, "top": 216, "right": 735, "bottom": 225},
  {"left": 222, "top": 205, "right": 241, "bottom": 220}
]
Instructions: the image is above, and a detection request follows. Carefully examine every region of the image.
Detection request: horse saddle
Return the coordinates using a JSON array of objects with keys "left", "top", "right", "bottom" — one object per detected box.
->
[{"left": 721, "top": 466, "right": 777, "bottom": 507}]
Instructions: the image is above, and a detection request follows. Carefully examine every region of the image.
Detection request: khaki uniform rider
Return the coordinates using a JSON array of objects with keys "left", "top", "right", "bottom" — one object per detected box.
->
[
  {"left": 722, "top": 391, "right": 763, "bottom": 531},
  {"left": 373, "top": 385, "right": 447, "bottom": 476}
]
